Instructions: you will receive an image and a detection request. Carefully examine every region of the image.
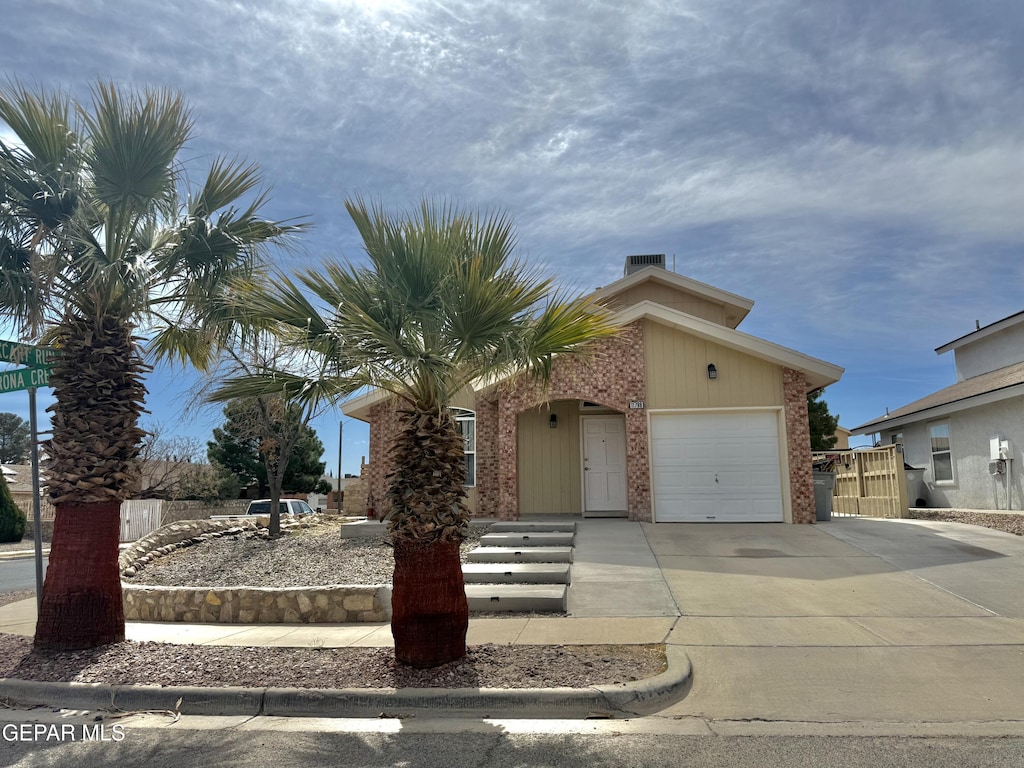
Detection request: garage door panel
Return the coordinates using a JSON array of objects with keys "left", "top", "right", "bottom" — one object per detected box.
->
[{"left": 652, "top": 412, "right": 784, "bottom": 523}]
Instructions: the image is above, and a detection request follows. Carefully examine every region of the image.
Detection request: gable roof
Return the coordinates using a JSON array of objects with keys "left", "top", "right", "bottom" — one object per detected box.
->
[
  {"left": 852, "top": 360, "right": 1024, "bottom": 434},
  {"left": 616, "top": 301, "right": 843, "bottom": 391},
  {"left": 935, "top": 310, "right": 1024, "bottom": 355},
  {"left": 590, "top": 267, "right": 754, "bottom": 328},
  {"left": 342, "top": 296, "right": 844, "bottom": 421}
]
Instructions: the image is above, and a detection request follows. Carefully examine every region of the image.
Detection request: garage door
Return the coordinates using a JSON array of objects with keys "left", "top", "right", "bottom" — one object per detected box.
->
[{"left": 651, "top": 412, "right": 783, "bottom": 522}]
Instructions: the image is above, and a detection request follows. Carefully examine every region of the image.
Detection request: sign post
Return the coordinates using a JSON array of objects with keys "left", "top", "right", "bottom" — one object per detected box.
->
[{"left": 0, "top": 340, "right": 57, "bottom": 613}]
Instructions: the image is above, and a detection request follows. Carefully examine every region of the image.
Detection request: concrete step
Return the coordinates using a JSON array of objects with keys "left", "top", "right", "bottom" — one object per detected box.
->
[
  {"left": 488, "top": 521, "right": 577, "bottom": 533},
  {"left": 461, "top": 562, "right": 571, "bottom": 584},
  {"left": 479, "top": 532, "right": 575, "bottom": 548},
  {"left": 466, "top": 546, "right": 573, "bottom": 563},
  {"left": 466, "top": 584, "right": 567, "bottom": 612}
]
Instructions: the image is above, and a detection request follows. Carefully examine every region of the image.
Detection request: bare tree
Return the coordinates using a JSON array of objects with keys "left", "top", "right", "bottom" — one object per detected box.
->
[
  {"left": 134, "top": 424, "right": 204, "bottom": 499},
  {"left": 207, "top": 334, "right": 325, "bottom": 536}
]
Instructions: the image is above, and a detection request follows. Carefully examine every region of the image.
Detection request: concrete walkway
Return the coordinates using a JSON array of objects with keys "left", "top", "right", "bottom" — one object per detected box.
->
[{"left": 3, "top": 516, "right": 1024, "bottom": 725}]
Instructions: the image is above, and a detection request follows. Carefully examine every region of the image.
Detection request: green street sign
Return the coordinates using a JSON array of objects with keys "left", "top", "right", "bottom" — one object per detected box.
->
[
  {"left": 0, "top": 366, "right": 51, "bottom": 394},
  {"left": 0, "top": 340, "right": 60, "bottom": 368}
]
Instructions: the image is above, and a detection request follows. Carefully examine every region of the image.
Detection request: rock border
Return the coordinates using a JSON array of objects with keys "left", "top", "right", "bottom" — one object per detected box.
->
[{"left": 119, "top": 517, "right": 391, "bottom": 624}]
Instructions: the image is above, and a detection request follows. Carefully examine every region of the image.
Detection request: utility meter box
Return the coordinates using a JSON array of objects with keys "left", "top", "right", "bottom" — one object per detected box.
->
[{"left": 990, "top": 435, "right": 1011, "bottom": 461}]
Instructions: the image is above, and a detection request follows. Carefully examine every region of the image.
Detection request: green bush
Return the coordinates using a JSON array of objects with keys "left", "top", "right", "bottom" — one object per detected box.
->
[{"left": 0, "top": 473, "right": 26, "bottom": 543}]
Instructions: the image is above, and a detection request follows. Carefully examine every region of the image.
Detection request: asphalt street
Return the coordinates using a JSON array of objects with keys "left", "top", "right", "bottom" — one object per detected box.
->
[
  {"left": 0, "top": 554, "right": 46, "bottom": 592},
  {"left": 1, "top": 723, "right": 1022, "bottom": 768}
]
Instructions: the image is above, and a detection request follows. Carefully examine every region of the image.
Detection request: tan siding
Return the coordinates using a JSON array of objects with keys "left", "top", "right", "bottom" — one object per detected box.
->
[
  {"left": 517, "top": 401, "right": 582, "bottom": 514},
  {"left": 645, "top": 321, "right": 783, "bottom": 408},
  {"left": 605, "top": 283, "right": 726, "bottom": 325}
]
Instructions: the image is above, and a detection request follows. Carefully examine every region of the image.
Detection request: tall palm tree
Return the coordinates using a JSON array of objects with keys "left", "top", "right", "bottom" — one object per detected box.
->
[
  {"left": 216, "top": 197, "right": 618, "bottom": 667},
  {"left": 0, "top": 82, "right": 301, "bottom": 650}
]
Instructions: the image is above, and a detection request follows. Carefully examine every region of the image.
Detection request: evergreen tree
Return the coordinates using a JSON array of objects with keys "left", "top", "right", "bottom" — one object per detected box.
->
[
  {"left": 0, "top": 412, "right": 30, "bottom": 464},
  {"left": 0, "top": 471, "right": 26, "bottom": 543},
  {"left": 808, "top": 389, "right": 840, "bottom": 451},
  {"left": 206, "top": 398, "right": 327, "bottom": 496}
]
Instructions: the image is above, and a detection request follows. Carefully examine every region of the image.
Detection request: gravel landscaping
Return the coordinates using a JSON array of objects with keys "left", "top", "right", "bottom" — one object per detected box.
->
[
  {"left": 1, "top": 520, "right": 670, "bottom": 690},
  {"left": 121, "top": 523, "right": 484, "bottom": 588}
]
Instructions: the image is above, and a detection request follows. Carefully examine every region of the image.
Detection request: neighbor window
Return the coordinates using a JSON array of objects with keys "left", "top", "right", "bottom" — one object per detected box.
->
[
  {"left": 451, "top": 408, "right": 476, "bottom": 487},
  {"left": 929, "top": 422, "right": 954, "bottom": 483}
]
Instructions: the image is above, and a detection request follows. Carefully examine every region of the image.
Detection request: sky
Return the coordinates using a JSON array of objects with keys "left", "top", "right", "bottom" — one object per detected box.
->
[{"left": 2, "top": 0, "right": 1023, "bottom": 474}]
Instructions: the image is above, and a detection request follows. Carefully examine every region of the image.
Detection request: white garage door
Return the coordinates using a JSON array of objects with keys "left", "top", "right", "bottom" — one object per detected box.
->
[{"left": 651, "top": 412, "right": 784, "bottom": 522}]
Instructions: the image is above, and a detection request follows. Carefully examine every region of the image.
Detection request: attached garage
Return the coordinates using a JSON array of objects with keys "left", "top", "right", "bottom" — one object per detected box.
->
[{"left": 651, "top": 411, "right": 784, "bottom": 522}]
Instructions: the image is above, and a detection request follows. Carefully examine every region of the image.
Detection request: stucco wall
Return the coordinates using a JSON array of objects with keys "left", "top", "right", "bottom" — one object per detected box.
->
[
  {"left": 883, "top": 396, "right": 1024, "bottom": 510},
  {"left": 954, "top": 323, "right": 1024, "bottom": 381}
]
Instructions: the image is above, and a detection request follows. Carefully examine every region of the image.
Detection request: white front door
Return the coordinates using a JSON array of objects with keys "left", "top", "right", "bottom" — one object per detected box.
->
[{"left": 582, "top": 415, "right": 628, "bottom": 513}]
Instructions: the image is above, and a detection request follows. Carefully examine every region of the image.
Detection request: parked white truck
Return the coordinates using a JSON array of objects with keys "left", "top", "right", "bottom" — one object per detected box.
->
[{"left": 210, "top": 498, "right": 319, "bottom": 520}]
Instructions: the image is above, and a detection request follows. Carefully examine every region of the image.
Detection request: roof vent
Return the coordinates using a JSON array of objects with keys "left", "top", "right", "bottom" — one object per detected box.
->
[{"left": 624, "top": 254, "right": 666, "bottom": 276}]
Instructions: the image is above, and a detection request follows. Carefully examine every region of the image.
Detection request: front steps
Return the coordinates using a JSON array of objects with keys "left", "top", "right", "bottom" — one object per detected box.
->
[{"left": 464, "top": 522, "right": 576, "bottom": 613}]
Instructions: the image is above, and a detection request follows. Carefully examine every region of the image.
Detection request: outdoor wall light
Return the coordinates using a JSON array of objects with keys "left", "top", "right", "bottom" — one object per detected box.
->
[
  {"left": 707, "top": 363, "right": 718, "bottom": 380},
  {"left": 549, "top": 414, "right": 558, "bottom": 429}
]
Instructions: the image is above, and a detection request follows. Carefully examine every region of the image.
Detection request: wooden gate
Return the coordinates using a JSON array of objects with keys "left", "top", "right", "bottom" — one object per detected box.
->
[
  {"left": 814, "top": 446, "right": 909, "bottom": 519},
  {"left": 120, "top": 499, "right": 163, "bottom": 542}
]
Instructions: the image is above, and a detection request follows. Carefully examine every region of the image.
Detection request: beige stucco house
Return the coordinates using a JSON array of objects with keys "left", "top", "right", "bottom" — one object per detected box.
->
[{"left": 344, "top": 256, "right": 844, "bottom": 524}]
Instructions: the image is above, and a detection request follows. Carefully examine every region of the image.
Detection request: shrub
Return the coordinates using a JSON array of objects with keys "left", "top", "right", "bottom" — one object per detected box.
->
[{"left": 0, "top": 473, "right": 26, "bottom": 543}]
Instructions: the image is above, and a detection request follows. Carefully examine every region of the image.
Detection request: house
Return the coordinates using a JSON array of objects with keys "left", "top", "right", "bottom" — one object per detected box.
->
[
  {"left": 852, "top": 310, "right": 1024, "bottom": 511},
  {"left": 343, "top": 255, "right": 844, "bottom": 524}
]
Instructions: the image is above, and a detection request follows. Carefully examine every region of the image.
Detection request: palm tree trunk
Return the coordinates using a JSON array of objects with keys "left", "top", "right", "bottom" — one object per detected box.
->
[
  {"left": 391, "top": 538, "right": 468, "bottom": 667},
  {"left": 387, "top": 408, "right": 470, "bottom": 667},
  {"left": 36, "top": 315, "right": 147, "bottom": 650},
  {"left": 34, "top": 501, "right": 124, "bottom": 650}
]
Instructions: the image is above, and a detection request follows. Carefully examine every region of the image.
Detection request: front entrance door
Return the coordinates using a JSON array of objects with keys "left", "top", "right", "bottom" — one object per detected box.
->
[{"left": 582, "top": 415, "right": 628, "bottom": 514}]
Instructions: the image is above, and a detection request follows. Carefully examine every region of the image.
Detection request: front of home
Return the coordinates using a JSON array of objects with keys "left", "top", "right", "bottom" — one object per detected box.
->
[
  {"left": 853, "top": 310, "right": 1024, "bottom": 511},
  {"left": 344, "top": 256, "right": 844, "bottom": 524}
]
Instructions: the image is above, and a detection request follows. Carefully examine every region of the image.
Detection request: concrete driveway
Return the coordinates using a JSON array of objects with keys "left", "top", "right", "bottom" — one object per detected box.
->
[{"left": 648, "top": 517, "right": 1024, "bottom": 724}]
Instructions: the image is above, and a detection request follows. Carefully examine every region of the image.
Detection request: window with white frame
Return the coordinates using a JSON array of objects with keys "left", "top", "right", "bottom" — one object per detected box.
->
[
  {"left": 451, "top": 408, "right": 476, "bottom": 487},
  {"left": 929, "top": 422, "right": 954, "bottom": 483}
]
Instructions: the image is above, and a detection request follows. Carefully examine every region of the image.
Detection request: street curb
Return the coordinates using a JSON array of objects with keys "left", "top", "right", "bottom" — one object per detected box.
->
[
  {"left": 0, "top": 646, "right": 691, "bottom": 719},
  {"left": 0, "top": 550, "right": 48, "bottom": 561}
]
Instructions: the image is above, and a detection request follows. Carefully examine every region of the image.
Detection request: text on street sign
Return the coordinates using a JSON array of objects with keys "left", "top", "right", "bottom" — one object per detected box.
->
[
  {"left": 0, "top": 367, "right": 51, "bottom": 394},
  {"left": 0, "top": 340, "right": 59, "bottom": 368}
]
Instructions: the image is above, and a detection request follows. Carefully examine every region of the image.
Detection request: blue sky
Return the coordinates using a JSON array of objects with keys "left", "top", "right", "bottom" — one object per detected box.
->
[{"left": 2, "top": 0, "right": 1024, "bottom": 473}]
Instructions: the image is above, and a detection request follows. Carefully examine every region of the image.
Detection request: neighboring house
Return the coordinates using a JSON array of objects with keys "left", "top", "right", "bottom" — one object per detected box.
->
[
  {"left": 833, "top": 426, "right": 852, "bottom": 450},
  {"left": 343, "top": 256, "right": 844, "bottom": 524},
  {"left": 852, "top": 310, "right": 1024, "bottom": 511}
]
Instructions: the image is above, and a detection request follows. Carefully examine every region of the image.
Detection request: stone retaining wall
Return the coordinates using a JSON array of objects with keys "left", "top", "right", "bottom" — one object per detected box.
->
[
  {"left": 119, "top": 516, "right": 390, "bottom": 623},
  {"left": 122, "top": 584, "right": 391, "bottom": 624}
]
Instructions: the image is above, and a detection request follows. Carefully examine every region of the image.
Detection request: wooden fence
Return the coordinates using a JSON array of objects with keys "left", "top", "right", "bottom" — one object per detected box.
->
[
  {"left": 12, "top": 496, "right": 232, "bottom": 542},
  {"left": 814, "top": 445, "right": 909, "bottom": 519}
]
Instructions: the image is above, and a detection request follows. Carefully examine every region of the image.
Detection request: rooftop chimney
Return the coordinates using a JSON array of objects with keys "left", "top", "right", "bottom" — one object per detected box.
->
[{"left": 624, "top": 254, "right": 666, "bottom": 276}]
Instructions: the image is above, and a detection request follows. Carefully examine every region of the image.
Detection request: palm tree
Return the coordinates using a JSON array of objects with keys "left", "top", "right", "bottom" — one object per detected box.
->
[
  {"left": 216, "top": 197, "right": 618, "bottom": 667},
  {"left": 0, "top": 82, "right": 301, "bottom": 650}
]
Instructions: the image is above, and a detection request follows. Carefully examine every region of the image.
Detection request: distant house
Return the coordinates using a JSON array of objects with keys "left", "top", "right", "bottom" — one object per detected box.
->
[
  {"left": 852, "top": 310, "right": 1024, "bottom": 510},
  {"left": 344, "top": 256, "right": 844, "bottom": 524}
]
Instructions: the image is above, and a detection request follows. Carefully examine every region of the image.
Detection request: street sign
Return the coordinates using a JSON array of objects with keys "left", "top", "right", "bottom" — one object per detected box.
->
[
  {"left": 0, "top": 366, "right": 51, "bottom": 394},
  {"left": 0, "top": 339, "right": 60, "bottom": 368}
]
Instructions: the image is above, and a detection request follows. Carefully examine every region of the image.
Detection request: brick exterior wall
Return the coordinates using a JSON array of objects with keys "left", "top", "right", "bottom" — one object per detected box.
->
[
  {"left": 359, "top": 326, "right": 818, "bottom": 525},
  {"left": 783, "top": 367, "right": 816, "bottom": 524},
  {"left": 486, "top": 320, "right": 650, "bottom": 521},
  {"left": 362, "top": 401, "right": 402, "bottom": 518}
]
